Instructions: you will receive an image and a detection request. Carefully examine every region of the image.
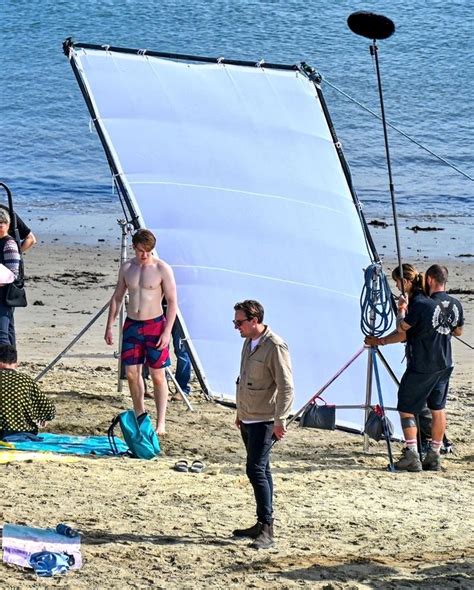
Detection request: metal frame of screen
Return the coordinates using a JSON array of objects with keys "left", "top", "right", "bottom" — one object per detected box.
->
[{"left": 64, "top": 39, "right": 403, "bottom": 434}]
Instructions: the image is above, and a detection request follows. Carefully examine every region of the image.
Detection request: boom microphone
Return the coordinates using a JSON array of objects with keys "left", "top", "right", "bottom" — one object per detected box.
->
[{"left": 347, "top": 11, "right": 395, "bottom": 40}]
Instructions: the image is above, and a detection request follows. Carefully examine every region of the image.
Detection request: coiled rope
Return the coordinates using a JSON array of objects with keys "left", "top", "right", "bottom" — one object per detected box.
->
[{"left": 360, "top": 264, "right": 394, "bottom": 336}]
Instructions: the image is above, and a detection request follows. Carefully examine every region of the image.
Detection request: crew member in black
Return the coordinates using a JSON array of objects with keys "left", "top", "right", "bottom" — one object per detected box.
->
[
  {"left": 395, "top": 264, "right": 464, "bottom": 471},
  {"left": 366, "top": 263, "right": 464, "bottom": 472}
]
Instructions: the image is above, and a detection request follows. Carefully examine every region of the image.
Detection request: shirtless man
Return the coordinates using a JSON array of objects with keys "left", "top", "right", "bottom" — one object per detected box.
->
[{"left": 104, "top": 229, "right": 177, "bottom": 435}]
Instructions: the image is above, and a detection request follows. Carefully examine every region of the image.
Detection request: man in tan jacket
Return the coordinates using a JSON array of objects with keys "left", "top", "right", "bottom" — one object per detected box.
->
[{"left": 232, "top": 299, "right": 294, "bottom": 549}]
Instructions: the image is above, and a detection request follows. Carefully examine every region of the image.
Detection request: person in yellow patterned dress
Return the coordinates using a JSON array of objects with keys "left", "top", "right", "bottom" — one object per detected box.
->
[{"left": 0, "top": 344, "right": 55, "bottom": 440}]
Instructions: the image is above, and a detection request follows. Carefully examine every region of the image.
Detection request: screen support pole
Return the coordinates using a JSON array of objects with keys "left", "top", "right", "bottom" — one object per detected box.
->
[
  {"left": 371, "top": 40, "right": 404, "bottom": 293},
  {"left": 116, "top": 219, "right": 133, "bottom": 393}
]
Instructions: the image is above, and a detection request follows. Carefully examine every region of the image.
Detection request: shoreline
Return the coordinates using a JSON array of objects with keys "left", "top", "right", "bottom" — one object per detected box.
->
[{"left": 13, "top": 199, "right": 474, "bottom": 254}]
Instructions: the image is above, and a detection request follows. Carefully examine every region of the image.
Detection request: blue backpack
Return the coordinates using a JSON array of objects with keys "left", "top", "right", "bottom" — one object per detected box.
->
[{"left": 108, "top": 411, "right": 160, "bottom": 459}]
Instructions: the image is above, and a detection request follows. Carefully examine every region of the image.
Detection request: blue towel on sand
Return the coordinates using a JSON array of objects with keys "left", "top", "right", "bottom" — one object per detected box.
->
[
  {"left": 0, "top": 432, "right": 128, "bottom": 456},
  {"left": 2, "top": 523, "right": 82, "bottom": 570}
]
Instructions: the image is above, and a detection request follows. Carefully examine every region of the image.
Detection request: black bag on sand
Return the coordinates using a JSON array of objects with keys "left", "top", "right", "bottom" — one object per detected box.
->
[
  {"left": 364, "top": 405, "right": 394, "bottom": 441},
  {"left": 5, "top": 279, "right": 27, "bottom": 307},
  {"left": 300, "top": 397, "right": 336, "bottom": 430}
]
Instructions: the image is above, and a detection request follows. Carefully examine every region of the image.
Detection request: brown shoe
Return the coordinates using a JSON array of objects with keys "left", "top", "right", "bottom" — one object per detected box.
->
[
  {"left": 250, "top": 522, "right": 274, "bottom": 549},
  {"left": 422, "top": 448, "right": 442, "bottom": 471},
  {"left": 232, "top": 521, "right": 262, "bottom": 539},
  {"left": 394, "top": 447, "right": 422, "bottom": 472}
]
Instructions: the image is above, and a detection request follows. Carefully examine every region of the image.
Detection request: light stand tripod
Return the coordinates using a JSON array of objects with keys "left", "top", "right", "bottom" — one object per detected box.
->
[
  {"left": 360, "top": 263, "right": 397, "bottom": 468},
  {"left": 285, "top": 264, "right": 399, "bottom": 470},
  {"left": 285, "top": 342, "right": 400, "bottom": 461},
  {"left": 35, "top": 218, "right": 131, "bottom": 382}
]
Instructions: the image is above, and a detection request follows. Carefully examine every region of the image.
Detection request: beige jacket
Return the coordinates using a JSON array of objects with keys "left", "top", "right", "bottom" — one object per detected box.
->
[{"left": 236, "top": 326, "right": 294, "bottom": 426}]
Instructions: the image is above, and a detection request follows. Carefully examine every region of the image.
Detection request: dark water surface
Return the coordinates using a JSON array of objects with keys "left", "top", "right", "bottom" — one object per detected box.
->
[{"left": 1, "top": 0, "right": 473, "bottom": 228}]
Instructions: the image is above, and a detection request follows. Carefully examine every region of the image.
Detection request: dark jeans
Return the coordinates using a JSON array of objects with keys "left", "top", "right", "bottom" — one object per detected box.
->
[
  {"left": 172, "top": 327, "right": 191, "bottom": 395},
  {"left": 0, "top": 301, "right": 15, "bottom": 345},
  {"left": 240, "top": 421, "right": 274, "bottom": 525}
]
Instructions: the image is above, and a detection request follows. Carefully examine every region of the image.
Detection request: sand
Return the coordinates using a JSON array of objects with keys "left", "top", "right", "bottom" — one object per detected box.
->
[{"left": 1, "top": 230, "right": 473, "bottom": 589}]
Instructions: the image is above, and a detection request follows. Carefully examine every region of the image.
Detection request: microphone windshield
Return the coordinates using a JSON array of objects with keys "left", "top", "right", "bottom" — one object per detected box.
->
[{"left": 347, "top": 11, "right": 395, "bottom": 40}]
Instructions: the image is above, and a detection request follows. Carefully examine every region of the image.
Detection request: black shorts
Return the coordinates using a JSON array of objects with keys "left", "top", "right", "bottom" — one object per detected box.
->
[{"left": 397, "top": 366, "right": 453, "bottom": 414}]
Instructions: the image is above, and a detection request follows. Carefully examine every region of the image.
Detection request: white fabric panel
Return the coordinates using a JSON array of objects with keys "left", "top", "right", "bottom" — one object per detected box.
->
[{"left": 73, "top": 48, "right": 404, "bottom": 433}]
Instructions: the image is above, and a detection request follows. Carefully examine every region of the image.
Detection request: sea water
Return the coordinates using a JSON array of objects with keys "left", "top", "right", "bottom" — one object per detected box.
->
[{"left": 1, "top": 0, "right": 472, "bottom": 248}]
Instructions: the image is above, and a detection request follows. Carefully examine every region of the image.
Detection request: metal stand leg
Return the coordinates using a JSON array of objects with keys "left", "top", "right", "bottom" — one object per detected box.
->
[
  {"left": 166, "top": 367, "right": 193, "bottom": 411},
  {"left": 363, "top": 346, "right": 374, "bottom": 452},
  {"left": 286, "top": 346, "right": 366, "bottom": 429},
  {"left": 375, "top": 349, "right": 400, "bottom": 387},
  {"left": 282, "top": 345, "right": 398, "bottom": 472},
  {"left": 35, "top": 302, "right": 110, "bottom": 382},
  {"left": 371, "top": 348, "right": 395, "bottom": 471},
  {"left": 116, "top": 219, "right": 133, "bottom": 393},
  {"left": 364, "top": 266, "right": 379, "bottom": 452}
]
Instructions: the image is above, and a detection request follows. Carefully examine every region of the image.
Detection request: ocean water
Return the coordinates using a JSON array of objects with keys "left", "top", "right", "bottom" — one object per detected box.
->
[{"left": 1, "top": 0, "right": 473, "bottom": 234}]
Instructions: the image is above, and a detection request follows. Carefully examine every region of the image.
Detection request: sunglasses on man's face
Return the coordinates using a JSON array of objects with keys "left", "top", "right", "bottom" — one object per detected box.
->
[{"left": 233, "top": 318, "right": 252, "bottom": 327}]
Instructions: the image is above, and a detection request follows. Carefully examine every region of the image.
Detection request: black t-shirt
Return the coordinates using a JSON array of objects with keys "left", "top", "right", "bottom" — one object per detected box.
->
[
  {"left": 0, "top": 204, "right": 31, "bottom": 241},
  {"left": 430, "top": 291, "right": 464, "bottom": 333},
  {"left": 404, "top": 291, "right": 463, "bottom": 373}
]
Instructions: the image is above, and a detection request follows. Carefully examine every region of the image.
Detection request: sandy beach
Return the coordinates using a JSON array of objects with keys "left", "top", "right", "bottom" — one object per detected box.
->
[
  {"left": 1, "top": 226, "right": 473, "bottom": 589},
  {"left": 2, "top": 0, "right": 473, "bottom": 585}
]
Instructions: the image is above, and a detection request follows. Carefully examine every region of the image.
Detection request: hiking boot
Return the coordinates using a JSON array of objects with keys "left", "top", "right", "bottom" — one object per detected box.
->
[
  {"left": 422, "top": 448, "right": 442, "bottom": 471},
  {"left": 394, "top": 447, "right": 422, "bottom": 472},
  {"left": 232, "top": 521, "right": 262, "bottom": 539},
  {"left": 250, "top": 522, "right": 274, "bottom": 550},
  {"left": 420, "top": 440, "right": 431, "bottom": 459}
]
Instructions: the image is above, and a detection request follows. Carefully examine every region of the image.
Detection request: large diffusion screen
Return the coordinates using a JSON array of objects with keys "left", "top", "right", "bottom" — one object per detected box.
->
[{"left": 70, "top": 46, "right": 403, "bottom": 432}]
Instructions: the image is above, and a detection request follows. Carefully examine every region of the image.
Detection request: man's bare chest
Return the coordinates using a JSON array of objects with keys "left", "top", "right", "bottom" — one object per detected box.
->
[{"left": 126, "top": 264, "right": 162, "bottom": 291}]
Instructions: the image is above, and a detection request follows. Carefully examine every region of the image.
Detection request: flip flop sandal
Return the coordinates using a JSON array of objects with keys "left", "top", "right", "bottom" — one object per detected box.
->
[
  {"left": 189, "top": 460, "right": 205, "bottom": 473},
  {"left": 173, "top": 459, "right": 189, "bottom": 472}
]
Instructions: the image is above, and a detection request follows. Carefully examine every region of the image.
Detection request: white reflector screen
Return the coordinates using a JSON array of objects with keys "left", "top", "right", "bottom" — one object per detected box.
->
[{"left": 71, "top": 48, "right": 404, "bottom": 434}]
